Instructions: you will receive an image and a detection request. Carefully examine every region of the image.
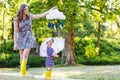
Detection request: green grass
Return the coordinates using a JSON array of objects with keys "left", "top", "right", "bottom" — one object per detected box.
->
[{"left": 0, "top": 65, "right": 120, "bottom": 80}]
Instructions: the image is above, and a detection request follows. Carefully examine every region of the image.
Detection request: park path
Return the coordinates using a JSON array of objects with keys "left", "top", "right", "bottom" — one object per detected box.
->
[
  {"left": 0, "top": 65, "right": 120, "bottom": 80},
  {"left": 0, "top": 71, "right": 81, "bottom": 80}
]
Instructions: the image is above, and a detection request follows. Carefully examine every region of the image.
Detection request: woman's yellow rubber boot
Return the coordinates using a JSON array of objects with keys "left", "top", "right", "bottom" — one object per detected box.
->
[
  {"left": 45, "top": 70, "right": 52, "bottom": 79},
  {"left": 20, "top": 60, "right": 27, "bottom": 77}
]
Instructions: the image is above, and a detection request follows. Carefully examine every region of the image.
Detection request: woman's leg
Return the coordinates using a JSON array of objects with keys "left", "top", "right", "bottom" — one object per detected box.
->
[
  {"left": 19, "top": 49, "right": 24, "bottom": 64},
  {"left": 20, "top": 48, "right": 31, "bottom": 76},
  {"left": 22, "top": 48, "right": 31, "bottom": 61}
]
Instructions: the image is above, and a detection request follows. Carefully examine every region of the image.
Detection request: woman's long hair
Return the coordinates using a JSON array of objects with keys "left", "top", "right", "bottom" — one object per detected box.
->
[{"left": 17, "top": 4, "right": 30, "bottom": 23}]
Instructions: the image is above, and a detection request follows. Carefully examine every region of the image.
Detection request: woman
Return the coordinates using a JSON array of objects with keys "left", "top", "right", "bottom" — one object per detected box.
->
[
  {"left": 13, "top": 4, "right": 57, "bottom": 77},
  {"left": 45, "top": 38, "right": 59, "bottom": 79}
]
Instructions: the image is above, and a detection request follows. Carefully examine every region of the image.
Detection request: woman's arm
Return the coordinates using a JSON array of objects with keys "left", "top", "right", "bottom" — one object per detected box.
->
[
  {"left": 32, "top": 6, "right": 57, "bottom": 19},
  {"left": 13, "top": 21, "right": 18, "bottom": 51},
  {"left": 32, "top": 11, "right": 49, "bottom": 19}
]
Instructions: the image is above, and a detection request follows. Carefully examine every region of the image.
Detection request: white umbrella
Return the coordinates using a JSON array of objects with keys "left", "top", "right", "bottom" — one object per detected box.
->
[{"left": 39, "top": 37, "right": 65, "bottom": 57}]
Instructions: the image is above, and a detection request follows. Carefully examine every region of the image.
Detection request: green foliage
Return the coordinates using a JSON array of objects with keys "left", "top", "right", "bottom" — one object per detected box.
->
[
  {"left": 28, "top": 55, "right": 45, "bottom": 67},
  {"left": 100, "top": 38, "right": 120, "bottom": 54},
  {"left": 75, "top": 37, "right": 97, "bottom": 56},
  {"left": 1, "top": 37, "right": 120, "bottom": 67},
  {"left": 0, "top": 39, "right": 14, "bottom": 53},
  {"left": 75, "top": 37, "right": 120, "bottom": 55},
  {"left": 84, "top": 43, "right": 99, "bottom": 59},
  {"left": 0, "top": 53, "right": 19, "bottom": 68},
  {"left": 0, "top": 52, "right": 60, "bottom": 68},
  {"left": 77, "top": 54, "right": 120, "bottom": 65},
  {"left": 75, "top": 37, "right": 120, "bottom": 65},
  {"left": 1, "top": 0, "right": 120, "bottom": 66},
  {"left": 28, "top": 1, "right": 54, "bottom": 39}
]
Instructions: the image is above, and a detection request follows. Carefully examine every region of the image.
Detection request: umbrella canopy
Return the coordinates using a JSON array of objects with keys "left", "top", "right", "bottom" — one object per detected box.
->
[{"left": 39, "top": 37, "right": 65, "bottom": 57}]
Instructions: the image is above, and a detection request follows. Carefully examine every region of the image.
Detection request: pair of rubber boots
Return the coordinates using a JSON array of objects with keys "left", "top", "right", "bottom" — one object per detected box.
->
[
  {"left": 20, "top": 60, "right": 27, "bottom": 77},
  {"left": 45, "top": 70, "right": 52, "bottom": 79},
  {"left": 20, "top": 60, "right": 52, "bottom": 79}
]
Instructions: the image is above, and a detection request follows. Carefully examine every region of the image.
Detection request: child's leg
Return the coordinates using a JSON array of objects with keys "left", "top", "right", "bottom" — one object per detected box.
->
[{"left": 45, "top": 66, "right": 53, "bottom": 79}]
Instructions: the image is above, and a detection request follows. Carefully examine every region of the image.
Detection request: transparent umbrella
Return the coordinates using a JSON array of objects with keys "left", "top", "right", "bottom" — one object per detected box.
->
[{"left": 39, "top": 37, "right": 65, "bottom": 57}]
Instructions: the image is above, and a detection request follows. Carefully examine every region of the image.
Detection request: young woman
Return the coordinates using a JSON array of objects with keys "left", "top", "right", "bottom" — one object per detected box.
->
[
  {"left": 45, "top": 38, "right": 59, "bottom": 79},
  {"left": 13, "top": 4, "right": 57, "bottom": 77}
]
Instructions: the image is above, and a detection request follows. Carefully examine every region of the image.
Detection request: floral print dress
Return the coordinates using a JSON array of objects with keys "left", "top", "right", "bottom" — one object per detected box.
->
[{"left": 14, "top": 14, "right": 36, "bottom": 49}]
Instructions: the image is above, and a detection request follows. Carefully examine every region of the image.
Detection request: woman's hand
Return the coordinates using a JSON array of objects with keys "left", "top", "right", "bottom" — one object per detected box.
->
[
  {"left": 49, "top": 6, "right": 57, "bottom": 12},
  {"left": 13, "top": 45, "right": 18, "bottom": 51}
]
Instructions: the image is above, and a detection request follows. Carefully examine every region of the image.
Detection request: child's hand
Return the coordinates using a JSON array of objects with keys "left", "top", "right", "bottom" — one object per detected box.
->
[
  {"left": 55, "top": 54, "right": 59, "bottom": 58},
  {"left": 13, "top": 45, "right": 18, "bottom": 51},
  {"left": 52, "top": 53, "right": 59, "bottom": 58}
]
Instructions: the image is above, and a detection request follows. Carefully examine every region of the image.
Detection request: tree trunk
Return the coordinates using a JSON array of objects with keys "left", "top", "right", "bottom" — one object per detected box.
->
[
  {"left": 12, "top": 18, "right": 14, "bottom": 39},
  {"left": 62, "top": 26, "right": 76, "bottom": 65},
  {"left": 97, "top": 21, "right": 101, "bottom": 53},
  {"left": 115, "top": 21, "right": 120, "bottom": 35},
  {"left": 2, "top": 10, "right": 5, "bottom": 40}
]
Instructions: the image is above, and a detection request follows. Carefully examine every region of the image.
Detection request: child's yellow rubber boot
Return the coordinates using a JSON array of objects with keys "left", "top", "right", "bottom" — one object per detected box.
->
[
  {"left": 45, "top": 70, "right": 52, "bottom": 79},
  {"left": 20, "top": 60, "right": 27, "bottom": 77}
]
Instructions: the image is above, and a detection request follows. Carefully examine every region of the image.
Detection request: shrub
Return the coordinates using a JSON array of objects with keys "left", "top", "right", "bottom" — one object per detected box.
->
[
  {"left": 0, "top": 53, "right": 20, "bottom": 67},
  {"left": 28, "top": 55, "right": 45, "bottom": 67},
  {"left": 0, "top": 53, "right": 61, "bottom": 68},
  {"left": 0, "top": 39, "right": 14, "bottom": 53},
  {"left": 75, "top": 37, "right": 120, "bottom": 56}
]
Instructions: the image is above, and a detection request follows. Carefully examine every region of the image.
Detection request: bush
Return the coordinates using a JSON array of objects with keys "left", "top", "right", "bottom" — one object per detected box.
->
[
  {"left": 0, "top": 53, "right": 19, "bottom": 68},
  {"left": 28, "top": 55, "right": 45, "bottom": 67},
  {"left": 0, "top": 39, "right": 14, "bottom": 53},
  {"left": 77, "top": 55, "right": 120, "bottom": 65},
  {"left": 75, "top": 37, "right": 120, "bottom": 56},
  {"left": 100, "top": 39, "right": 120, "bottom": 55},
  {"left": 75, "top": 37, "right": 120, "bottom": 65},
  {"left": 1, "top": 37, "right": 120, "bottom": 67},
  {"left": 0, "top": 53, "right": 60, "bottom": 68},
  {"left": 84, "top": 37, "right": 99, "bottom": 58}
]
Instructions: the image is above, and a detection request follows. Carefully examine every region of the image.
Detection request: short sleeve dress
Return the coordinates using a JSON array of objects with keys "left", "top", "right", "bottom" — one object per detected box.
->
[
  {"left": 45, "top": 46, "right": 54, "bottom": 67},
  {"left": 14, "top": 14, "right": 36, "bottom": 49}
]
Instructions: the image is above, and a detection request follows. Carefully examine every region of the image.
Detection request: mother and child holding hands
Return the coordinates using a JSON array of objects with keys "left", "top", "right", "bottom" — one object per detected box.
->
[{"left": 13, "top": 4, "right": 59, "bottom": 79}]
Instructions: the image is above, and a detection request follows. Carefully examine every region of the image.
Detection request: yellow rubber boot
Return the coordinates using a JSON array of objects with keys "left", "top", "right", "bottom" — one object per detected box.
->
[
  {"left": 45, "top": 70, "right": 52, "bottom": 79},
  {"left": 20, "top": 60, "right": 27, "bottom": 77}
]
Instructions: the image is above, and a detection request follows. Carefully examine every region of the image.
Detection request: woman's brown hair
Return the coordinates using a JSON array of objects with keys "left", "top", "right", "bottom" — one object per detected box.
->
[{"left": 17, "top": 4, "right": 30, "bottom": 23}]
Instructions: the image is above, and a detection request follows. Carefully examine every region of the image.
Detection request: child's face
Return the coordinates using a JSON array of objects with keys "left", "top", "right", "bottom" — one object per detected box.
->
[{"left": 47, "top": 40, "right": 53, "bottom": 46}]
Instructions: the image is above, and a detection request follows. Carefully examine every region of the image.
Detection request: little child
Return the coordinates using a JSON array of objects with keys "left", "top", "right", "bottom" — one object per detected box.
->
[{"left": 45, "top": 38, "right": 59, "bottom": 79}]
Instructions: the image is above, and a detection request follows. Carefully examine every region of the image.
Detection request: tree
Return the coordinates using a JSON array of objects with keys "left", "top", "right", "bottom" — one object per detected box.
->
[
  {"left": 60, "top": 0, "right": 81, "bottom": 65},
  {"left": 78, "top": 0, "right": 120, "bottom": 54}
]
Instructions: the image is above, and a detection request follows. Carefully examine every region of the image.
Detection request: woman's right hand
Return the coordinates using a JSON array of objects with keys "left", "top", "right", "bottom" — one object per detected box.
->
[
  {"left": 48, "top": 6, "right": 57, "bottom": 12},
  {"left": 13, "top": 45, "right": 18, "bottom": 51}
]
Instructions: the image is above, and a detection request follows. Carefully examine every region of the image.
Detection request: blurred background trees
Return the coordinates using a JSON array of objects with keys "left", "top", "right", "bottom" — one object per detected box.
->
[{"left": 0, "top": 0, "right": 120, "bottom": 67}]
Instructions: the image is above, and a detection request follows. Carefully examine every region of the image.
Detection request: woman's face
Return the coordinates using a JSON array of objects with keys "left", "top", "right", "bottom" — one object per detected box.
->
[{"left": 23, "top": 6, "right": 28, "bottom": 15}]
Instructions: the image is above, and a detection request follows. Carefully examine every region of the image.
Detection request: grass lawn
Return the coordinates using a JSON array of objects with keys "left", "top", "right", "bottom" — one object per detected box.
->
[{"left": 0, "top": 65, "right": 120, "bottom": 80}]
